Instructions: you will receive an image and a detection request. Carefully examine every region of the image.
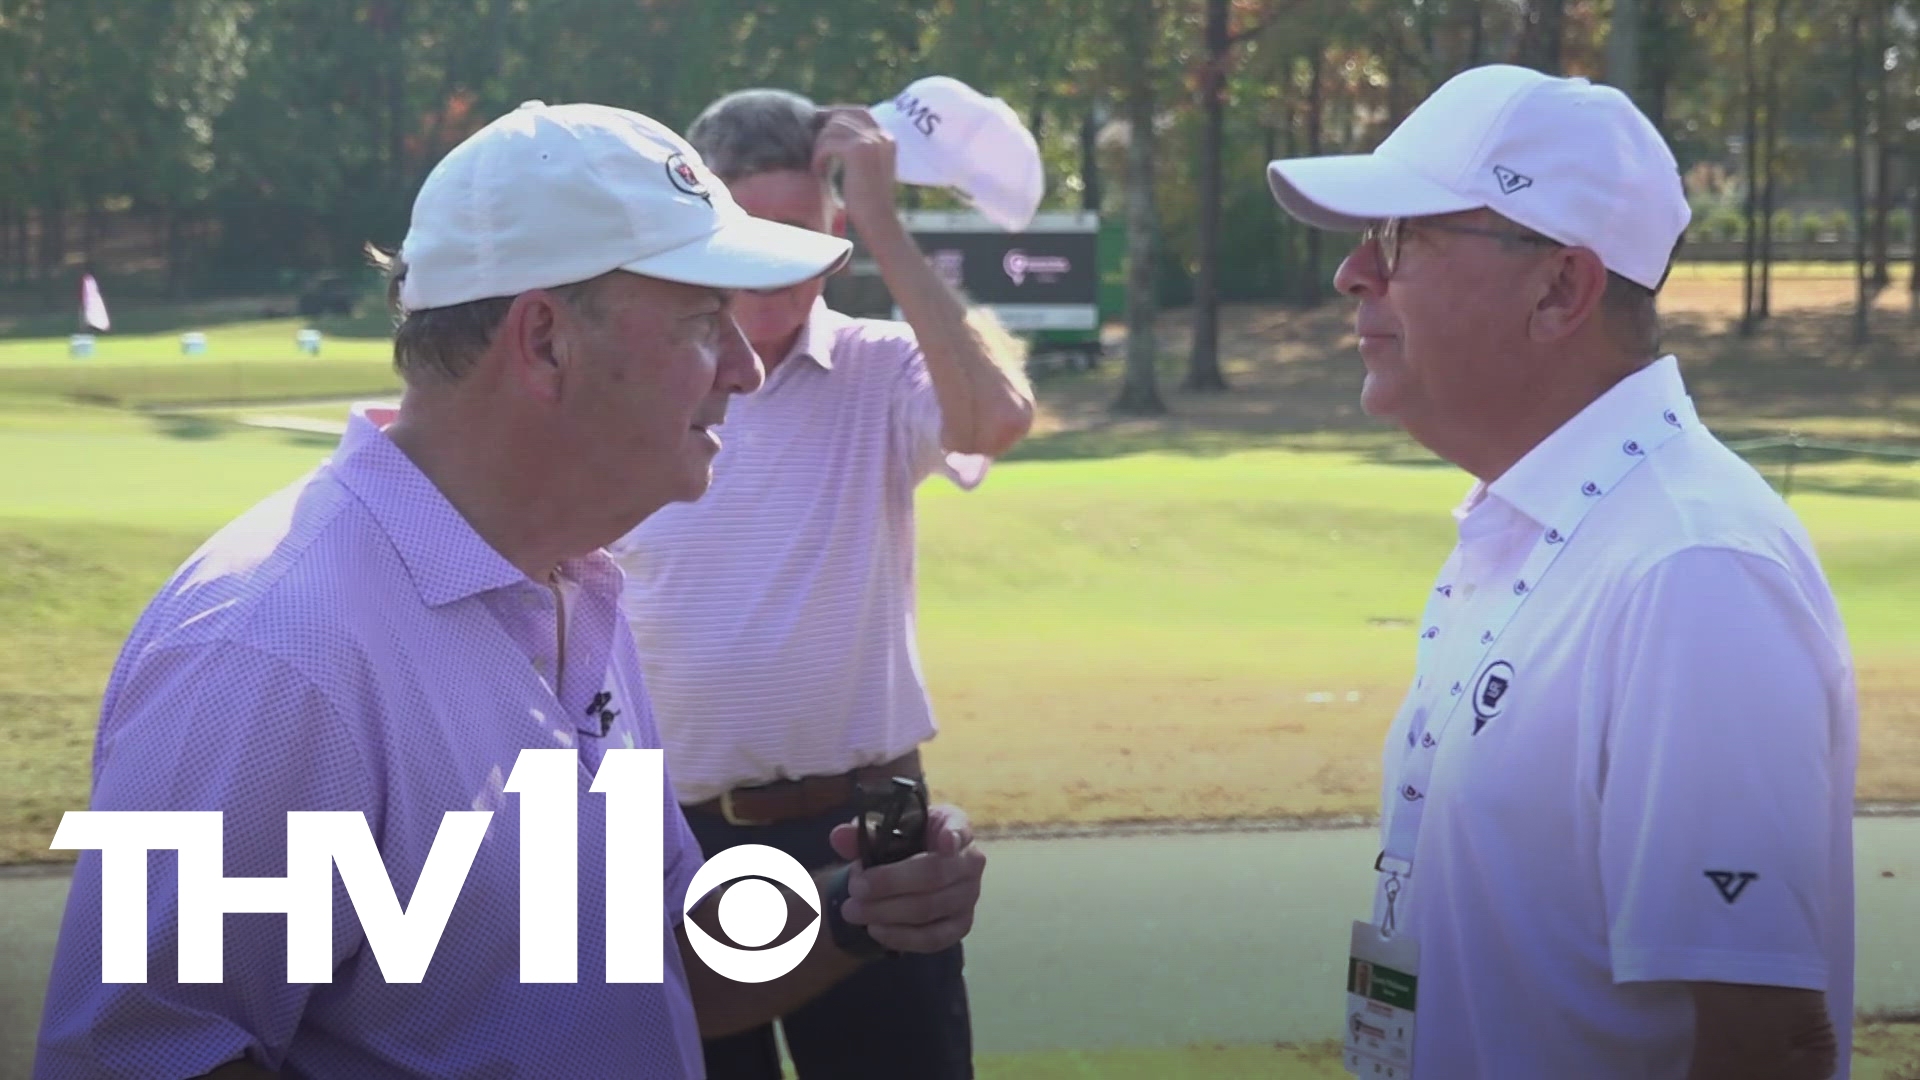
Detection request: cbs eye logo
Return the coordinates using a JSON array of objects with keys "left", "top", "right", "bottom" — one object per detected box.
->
[{"left": 683, "top": 845, "right": 823, "bottom": 982}]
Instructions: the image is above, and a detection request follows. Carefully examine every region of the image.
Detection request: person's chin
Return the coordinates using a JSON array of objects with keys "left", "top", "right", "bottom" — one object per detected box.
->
[
  {"left": 671, "top": 456, "right": 717, "bottom": 503},
  {"left": 1358, "top": 372, "right": 1404, "bottom": 419}
]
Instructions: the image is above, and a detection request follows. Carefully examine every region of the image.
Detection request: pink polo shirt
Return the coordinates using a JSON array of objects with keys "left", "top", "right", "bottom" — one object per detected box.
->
[
  {"left": 35, "top": 406, "right": 707, "bottom": 1079},
  {"left": 611, "top": 300, "right": 988, "bottom": 803}
]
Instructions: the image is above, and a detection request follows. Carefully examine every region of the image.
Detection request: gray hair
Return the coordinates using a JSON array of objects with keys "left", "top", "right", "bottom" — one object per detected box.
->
[
  {"left": 1484, "top": 213, "right": 1664, "bottom": 359},
  {"left": 685, "top": 88, "right": 823, "bottom": 183},
  {"left": 365, "top": 243, "right": 603, "bottom": 385},
  {"left": 1602, "top": 274, "right": 1661, "bottom": 358}
]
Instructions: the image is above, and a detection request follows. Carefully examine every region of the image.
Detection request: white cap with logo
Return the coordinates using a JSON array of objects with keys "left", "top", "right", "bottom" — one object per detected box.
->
[
  {"left": 870, "top": 76, "right": 1044, "bottom": 233},
  {"left": 397, "top": 100, "right": 853, "bottom": 311},
  {"left": 1265, "top": 64, "right": 1689, "bottom": 290}
]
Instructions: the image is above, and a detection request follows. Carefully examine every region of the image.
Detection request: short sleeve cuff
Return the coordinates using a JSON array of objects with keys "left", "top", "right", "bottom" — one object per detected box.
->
[
  {"left": 938, "top": 452, "right": 991, "bottom": 491},
  {"left": 1610, "top": 944, "right": 1828, "bottom": 991}
]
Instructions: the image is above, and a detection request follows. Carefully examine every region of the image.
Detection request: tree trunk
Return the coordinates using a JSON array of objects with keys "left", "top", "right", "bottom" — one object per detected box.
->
[
  {"left": 1185, "top": 0, "right": 1230, "bottom": 391},
  {"left": 1113, "top": 0, "right": 1167, "bottom": 415},
  {"left": 1467, "top": 0, "right": 1486, "bottom": 65},
  {"left": 1908, "top": 160, "right": 1919, "bottom": 318},
  {"left": 1520, "top": 0, "right": 1566, "bottom": 73},
  {"left": 1741, "top": 0, "right": 1758, "bottom": 335},
  {"left": 1851, "top": 6, "right": 1871, "bottom": 345},
  {"left": 1608, "top": 0, "right": 1639, "bottom": 107},
  {"left": 1759, "top": 0, "right": 1785, "bottom": 320},
  {"left": 1080, "top": 106, "right": 1103, "bottom": 212},
  {"left": 1304, "top": 48, "right": 1325, "bottom": 303},
  {"left": 1871, "top": 0, "right": 1893, "bottom": 289},
  {"left": 1643, "top": 0, "right": 1671, "bottom": 135}
]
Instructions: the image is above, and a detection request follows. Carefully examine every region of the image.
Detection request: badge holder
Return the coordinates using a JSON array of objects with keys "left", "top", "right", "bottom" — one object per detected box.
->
[{"left": 1344, "top": 912, "right": 1418, "bottom": 1078}]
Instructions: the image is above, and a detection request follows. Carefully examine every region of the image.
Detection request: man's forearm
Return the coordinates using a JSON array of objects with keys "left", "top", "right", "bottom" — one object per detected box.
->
[
  {"left": 679, "top": 867, "right": 870, "bottom": 1038},
  {"left": 860, "top": 216, "right": 1034, "bottom": 457},
  {"left": 1687, "top": 982, "right": 1838, "bottom": 1080}
]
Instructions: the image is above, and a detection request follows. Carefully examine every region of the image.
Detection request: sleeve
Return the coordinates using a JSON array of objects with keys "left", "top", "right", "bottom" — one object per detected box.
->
[
  {"left": 34, "top": 641, "right": 376, "bottom": 1079},
  {"left": 891, "top": 343, "right": 991, "bottom": 491},
  {"left": 1599, "top": 546, "right": 1850, "bottom": 991}
]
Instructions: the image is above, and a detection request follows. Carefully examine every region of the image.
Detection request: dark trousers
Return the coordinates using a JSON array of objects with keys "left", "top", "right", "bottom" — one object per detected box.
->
[{"left": 685, "top": 798, "right": 974, "bottom": 1080}]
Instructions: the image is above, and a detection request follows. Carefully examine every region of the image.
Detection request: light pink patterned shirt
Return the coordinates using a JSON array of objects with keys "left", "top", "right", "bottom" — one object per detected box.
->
[
  {"left": 36, "top": 405, "right": 708, "bottom": 1079},
  {"left": 611, "top": 300, "right": 988, "bottom": 803}
]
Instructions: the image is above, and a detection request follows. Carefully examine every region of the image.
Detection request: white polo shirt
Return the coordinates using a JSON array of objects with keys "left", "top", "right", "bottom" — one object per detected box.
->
[
  {"left": 610, "top": 300, "right": 988, "bottom": 804},
  {"left": 1370, "top": 356, "right": 1859, "bottom": 1078}
]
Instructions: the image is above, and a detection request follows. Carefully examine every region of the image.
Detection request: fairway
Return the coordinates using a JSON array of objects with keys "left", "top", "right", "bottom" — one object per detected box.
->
[
  {"left": 0, "top": 319, "right": 399, "bottom": 409},
  {"left": 2, "top": 390, "right": 1918, "bottom": 861}
]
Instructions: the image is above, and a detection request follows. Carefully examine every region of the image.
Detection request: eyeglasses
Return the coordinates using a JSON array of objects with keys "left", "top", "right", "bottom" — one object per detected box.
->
[{"left": 1362, "top": 217, "right": 1563, "bottom": 280}]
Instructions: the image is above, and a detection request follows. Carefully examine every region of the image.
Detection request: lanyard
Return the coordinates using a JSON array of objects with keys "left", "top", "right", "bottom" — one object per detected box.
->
[{"left": 1374, "top": 396, "right": 1697, "bottom": 933}]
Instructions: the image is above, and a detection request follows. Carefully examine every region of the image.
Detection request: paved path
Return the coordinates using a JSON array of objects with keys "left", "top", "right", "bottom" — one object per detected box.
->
[{"left": 4, "top": 821, "right": 1917, "bottom": 1073}]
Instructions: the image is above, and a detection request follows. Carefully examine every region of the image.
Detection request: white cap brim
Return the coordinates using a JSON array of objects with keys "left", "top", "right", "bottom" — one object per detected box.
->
[
  {"left": 1267, "top": 156, "right": 1482, "bottom": 231},
  {"left": 621, "top": 214, "right": 852, "bottom": 291}
]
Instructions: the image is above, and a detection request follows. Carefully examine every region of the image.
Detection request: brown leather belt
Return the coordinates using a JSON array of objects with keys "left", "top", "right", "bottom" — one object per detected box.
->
[{"left": 685, "top": 751, "right": 923, "bottom": 827}]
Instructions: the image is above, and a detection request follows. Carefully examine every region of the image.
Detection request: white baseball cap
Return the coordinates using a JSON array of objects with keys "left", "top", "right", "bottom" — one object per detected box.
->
[
  {"left": 870, "top": 77, "right": 1044, "bottom": 232},
  {"left": 1265, "top": 64, "right": 1689, "bottom": 290},
  {"left": 397, "top": 100, "right": 852, "bottom": 311}
]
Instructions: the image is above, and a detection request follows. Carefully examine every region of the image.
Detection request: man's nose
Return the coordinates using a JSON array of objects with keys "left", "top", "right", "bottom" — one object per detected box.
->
[
  {"left": 1333, "top": 239, "right": 1384, "bottom": 299},
  {"left": 716, "top": 315, "right": 764, "bottom": 396}
]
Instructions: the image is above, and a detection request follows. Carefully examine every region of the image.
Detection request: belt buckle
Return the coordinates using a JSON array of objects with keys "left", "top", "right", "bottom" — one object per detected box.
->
[{"left": 719, "top": 790, "right": 771, "bottom": 827}]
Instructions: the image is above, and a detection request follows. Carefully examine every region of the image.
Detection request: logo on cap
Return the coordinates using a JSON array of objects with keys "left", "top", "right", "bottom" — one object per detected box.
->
[
  {"left": 892, "top": 93, "right": 942, "bottom": 137},
  {"left": 1492, "top": 165, "right": 1533, "bottom": 195},
  {"left": 666, "top": 153, "right": 711, "bottom": 204}
]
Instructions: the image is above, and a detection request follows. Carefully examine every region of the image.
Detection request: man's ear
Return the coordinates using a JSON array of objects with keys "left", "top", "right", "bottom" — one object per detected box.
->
[
  {"left": 501, "top": 291, "right": 568, "bottom": 403},
  {"left": 831, "top": 202, "right": 848, "bottom": 239},
  {"left": 1528, "top": 247, "right": 1609, "bottom": 345}
]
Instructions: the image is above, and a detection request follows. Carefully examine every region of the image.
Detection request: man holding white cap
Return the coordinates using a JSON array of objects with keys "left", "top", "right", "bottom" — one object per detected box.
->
[
  {"left": 34, "top": 100, "right": 987, "bottom": 1080},
  {"left": 1267, "top": 65, "right": 1857, "bottom": 1079},
  {"left": 868, "top": 75, "right": 1045, "bottom": 232},
  {"left": 607, "top": 87, "right": 1033, "bottom": 1080}
]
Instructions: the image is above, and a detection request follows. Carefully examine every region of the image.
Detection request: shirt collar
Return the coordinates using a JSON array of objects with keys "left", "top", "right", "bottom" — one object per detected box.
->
[
  {"left": 330, "top": 404, "right": 610, "bottom": 608},
  {"left": 1478, "top": 354, "right": 1691, "bottom": 529},
  {"left": 773, "top": 298, "right": 848, "bottom": 372}
]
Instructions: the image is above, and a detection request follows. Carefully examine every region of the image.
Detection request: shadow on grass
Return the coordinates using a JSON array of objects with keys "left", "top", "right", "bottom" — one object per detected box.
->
[
  {"left": 1775, "top": 474, "right": 1920, "bottom": 501},
  {"left": 279, "top": 430, "right": 343, "bottom": 450},
  {"left": 1018, "top": 297, "right": 1920, "bottom": 479},
  {"left": 150, "top": 413, "right": 229, "bottom": 441},
  {"left": 1002, "top": 423, "right": 1419, "bottom": 464}
]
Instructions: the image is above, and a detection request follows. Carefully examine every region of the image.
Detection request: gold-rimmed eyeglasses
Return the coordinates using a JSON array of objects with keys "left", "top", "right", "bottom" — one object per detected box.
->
[{"left": 1361, "top": 217, "right": 1564, "bottom": 280}]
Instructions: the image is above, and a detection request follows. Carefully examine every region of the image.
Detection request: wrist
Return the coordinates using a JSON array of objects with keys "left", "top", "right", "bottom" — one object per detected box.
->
[
  {"left": 853, "top": 208, "right": 913, "bottom": 254},
  {"left": 820, "top": 863, "right": 889, "bottom": 960}
]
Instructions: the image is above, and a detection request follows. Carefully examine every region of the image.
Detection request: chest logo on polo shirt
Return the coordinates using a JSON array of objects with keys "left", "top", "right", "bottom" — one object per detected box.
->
[
  {"left": 1471, "top": 660, "right": 1514, "bottom": 734},
  {"left": 586, "top": 690, "right": 620, "bottom": 737},
  {"left": 1705, "top": 870, "right": 1758, "bottom": 903}
]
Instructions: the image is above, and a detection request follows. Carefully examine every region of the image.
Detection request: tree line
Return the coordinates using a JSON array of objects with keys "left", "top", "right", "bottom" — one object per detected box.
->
[{"left": 2, "top": 0, "right": 1911, "bottom": 409}]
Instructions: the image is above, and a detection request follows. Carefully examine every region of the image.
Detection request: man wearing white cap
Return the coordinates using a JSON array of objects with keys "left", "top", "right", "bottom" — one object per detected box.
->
[
  {"left": 607, "top": 87, "right": 1034, "bottom": 1079},
  {"left": 1267, "top": 65, "right": 1857, "bottom": 1079},
  {"left": 33, "top": 100, "right": 986, "bottom": 1080}
]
